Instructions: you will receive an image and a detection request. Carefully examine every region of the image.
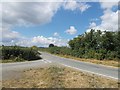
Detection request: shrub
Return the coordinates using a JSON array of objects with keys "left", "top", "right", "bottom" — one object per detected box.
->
[
  {"left": 105, "top": 51, "right": 117, "bottom": 60},
  {"left": 95, "top": 53, "right": 104, "bottom": 60},
  {"left": 85, "top": 49, "right": 96, "bottom": 59},
  {"left": 2, "top": 46, "right": 41, "bottom": 61}
]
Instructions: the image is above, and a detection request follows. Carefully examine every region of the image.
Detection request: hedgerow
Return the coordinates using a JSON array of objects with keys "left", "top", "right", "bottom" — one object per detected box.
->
[
  {"left": 40, "top": 29, "right": 120, "bottom": 61},
  {"left": 1, "top": 46, "right": 41, "bottom": 61}
]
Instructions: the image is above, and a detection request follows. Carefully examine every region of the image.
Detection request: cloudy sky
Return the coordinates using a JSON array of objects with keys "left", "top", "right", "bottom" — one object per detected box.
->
[{"left": 0, "top": 0, "right": 119, "bottom": 47}]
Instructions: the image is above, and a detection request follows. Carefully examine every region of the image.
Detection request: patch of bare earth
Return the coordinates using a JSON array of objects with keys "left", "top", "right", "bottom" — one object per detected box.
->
[{"left": 2, "top": 66, "right": 119, "bottom": 88}]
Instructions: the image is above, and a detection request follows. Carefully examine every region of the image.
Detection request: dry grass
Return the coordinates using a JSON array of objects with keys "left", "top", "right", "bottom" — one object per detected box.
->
[
  {"left": 2, "top": 66, "right": 119, "bottom": 88},
  {"left": 0, "top": 59, "right": 26, "bottom": 63},
  {"left": 56, "top": 54, "right": 119, "bottom": 68}
]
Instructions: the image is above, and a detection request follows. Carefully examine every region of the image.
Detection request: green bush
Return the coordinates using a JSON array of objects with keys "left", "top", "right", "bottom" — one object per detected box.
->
[
  {"left": 48, "top": 47, "right": 60, "bottom": 54},
  {"left": 2, "top": 46, "right": 41, "bottom": 61},
  {"left": 105, "top": 51, "right": 117, "bottom": 60},
  {"left": 95, "top": 53, "right": 105, "bottom": 60},
  {"left": 84, "top": 49, "right": 96, "bottom": 59}
]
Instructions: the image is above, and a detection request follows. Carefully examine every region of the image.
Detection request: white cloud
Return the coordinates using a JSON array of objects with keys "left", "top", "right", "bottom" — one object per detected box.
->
[
  {"left": 87, "top": 10, "right": 118, "bottom": 32},
  {"left": 32, "top": 36, "right": 52, "bottom": 45},
  {"left": 1, "top": 35, "right": 68, "bottom": 47},
  {"left": 32, "top": 36, "right": 68, "bottom": 47},
  {"left": 16, "top": 38, "right": 34, "bottom": 47},
  {"left": 66, "top": 26, "right": 77, "bottom": 35},
  {"left": 89, "top": 22, "right": 97, "bottom": 28},
  {"left": 87, "top": 2, "right": 119, "bottom": 32},
  {"left": 63, "top": 0, "right": 91, "bottom": 12},
  {"left": 99, "top": 1, "right": 118, "bottom": 9},
  {"left": 2, "top": 1, "right": 91, "bottom": 29},
  {"left": 63, "top": 0, "right": 78, "bottom": 11},
  {"left": 79, "top": 3, "right": 91, "bottom": 12},
  {"left": 53, "top": 32, "right": 59, "bottom": 37},
  {"left": 1, "top": 28, "right": 21, "bottom": 43},
  {"left": 1, "top": 1, "right": 91, "bottom": 46},
  {"left": 99, "top": 9, "right": 118, "bottom": 31},
  {"left": 1, "top": 2, "right": 63, "bottom": 46},
  {"left": 2, "top": 2, "right": 62, "bottom": 28}
]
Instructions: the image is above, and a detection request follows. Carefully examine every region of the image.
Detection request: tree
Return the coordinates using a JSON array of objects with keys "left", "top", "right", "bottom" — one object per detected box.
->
[
  {"left": 101, "top": 31, "right": 115, "bottom": 51},
  {"left": 49, "top": 44, "right": 54, "bottom": 47},
  {"left": 68, "top": 29, "right": 119, "bottom": 60}
]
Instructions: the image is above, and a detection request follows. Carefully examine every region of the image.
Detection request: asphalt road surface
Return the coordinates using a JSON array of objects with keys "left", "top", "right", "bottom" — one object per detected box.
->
[
  {"left": 1, "top": 51, "right": 119, "bottom": 80},
  {"left": 40, "top": 52, "right": 119, "bottom": 80}
]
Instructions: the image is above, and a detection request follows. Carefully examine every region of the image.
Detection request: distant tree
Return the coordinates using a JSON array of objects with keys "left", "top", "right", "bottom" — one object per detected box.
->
[
  {"left": 49, "top": 44, "right": 54, "bottom": 47},
  {"left": 31, "top": 46, "right": 38, "bottom": 49}
]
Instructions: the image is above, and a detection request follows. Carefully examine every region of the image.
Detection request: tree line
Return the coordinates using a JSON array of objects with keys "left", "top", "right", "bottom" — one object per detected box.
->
[
  {"left": 1, "top": 29, "right": 120, "bottom": 61},
  {"left": 44, "top": 29, "right": 120, "bottom": 60}
]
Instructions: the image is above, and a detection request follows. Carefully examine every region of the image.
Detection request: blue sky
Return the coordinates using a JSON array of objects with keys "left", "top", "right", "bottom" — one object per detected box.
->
[
  {"left": 12, "top": 2, "right": 102, "bottom": 39},
  {"left": 1, "top": 1, "right": 119, "bottom": 47}
]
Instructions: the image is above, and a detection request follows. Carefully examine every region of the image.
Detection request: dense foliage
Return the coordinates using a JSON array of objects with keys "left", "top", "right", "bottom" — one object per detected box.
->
[
  {"left": 1, "top": 46, "right": 41, "bottom": 61},
  {"left": 68, "top": 29, "right": 120, "bottom": 60},
  {"left": 42, "top": 29, "right": 120, "bottom": 60}
]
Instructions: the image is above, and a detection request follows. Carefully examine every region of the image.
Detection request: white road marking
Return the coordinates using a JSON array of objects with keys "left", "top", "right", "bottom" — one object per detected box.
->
[
  {"left": 42, "top": 59, "right": 52, "bottom": 63},
  {"left": 61, "top": 64, "right": 118, "bottom": 80},
  {"left": 40, "top": 59, "right": 47, "bottom": 63},
  {"left": 40, "top": 60, "right": 45, "bottom": 62},
  {"left": 53, "top": 54, "right": 118, "bottom": 69},
  {"left": 45, "top": 60, "right": 52, "bottom": 63}
]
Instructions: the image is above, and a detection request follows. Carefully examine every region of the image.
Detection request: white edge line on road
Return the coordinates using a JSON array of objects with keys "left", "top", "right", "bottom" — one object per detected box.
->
[
  {"left": 40, "top": 59, "right": 47, "bottom": 63},
  {"left": 42, "top": 59, "right": 52, "bottom": 63},
  {"left": 50, "top": 53, "right": 118, "bottom": 69},
  {"left": 45, "top": 60, "right": 52, "bottom": 63},
  {"left": 61, "top": 64, "right": 118, "bottom": 80}
]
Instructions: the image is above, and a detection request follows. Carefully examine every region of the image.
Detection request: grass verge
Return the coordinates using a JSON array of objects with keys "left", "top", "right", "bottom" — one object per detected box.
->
[
  {"left": 0, "top": 59, "right": 26, "bottom": 63},
  {"left": 2, "top": 66, "right": 119, "bottom": 88}
]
